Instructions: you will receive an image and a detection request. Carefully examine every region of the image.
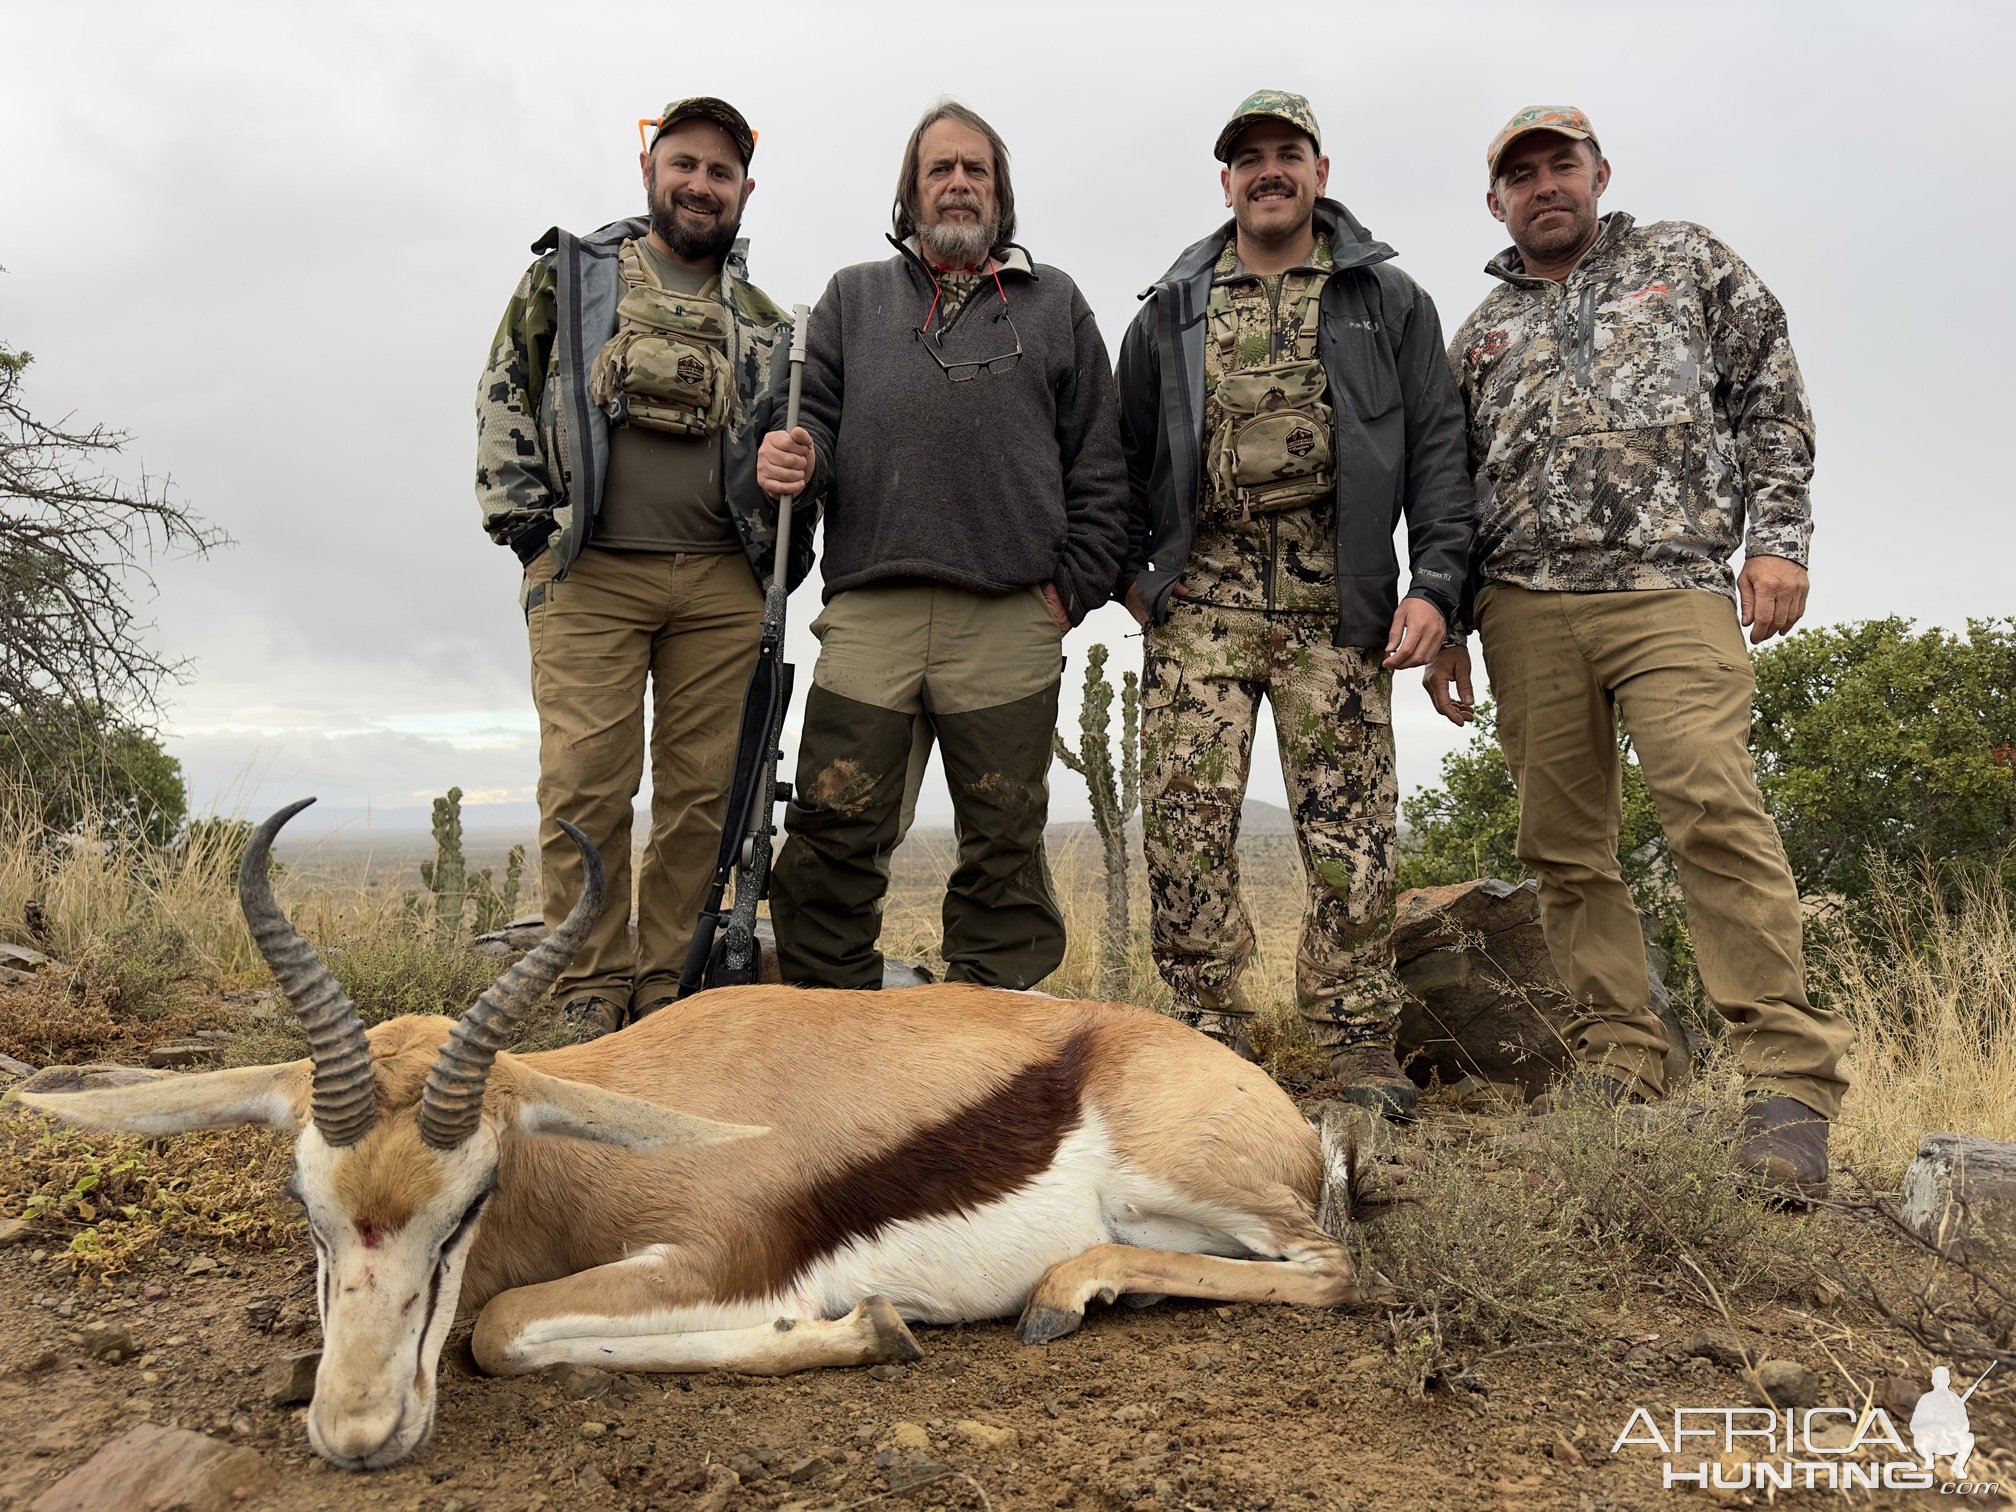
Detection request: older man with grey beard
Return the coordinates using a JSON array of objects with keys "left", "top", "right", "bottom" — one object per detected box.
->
[{"left": 756, "top": 100, "right": 1129, "bottom": 992}]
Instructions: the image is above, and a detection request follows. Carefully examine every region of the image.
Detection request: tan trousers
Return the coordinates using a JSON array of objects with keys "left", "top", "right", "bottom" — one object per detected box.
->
[
  {"left": 525, "top": 548, "right": 761, "bottom": 1013},
  {"left": 1476, "top": 584, "right": 1851, "bottom": 1117}
]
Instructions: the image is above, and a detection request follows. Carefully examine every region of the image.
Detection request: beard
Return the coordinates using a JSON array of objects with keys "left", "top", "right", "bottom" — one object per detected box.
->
[
  {"left": 1232, "top": 179, "right": 1313, "bottom": 248},
  {"left": 646, "top": 176, "right": 744, "bottom": 264},
  {"left": 917, "top": 191, "right": 996, "bottom": 266}
]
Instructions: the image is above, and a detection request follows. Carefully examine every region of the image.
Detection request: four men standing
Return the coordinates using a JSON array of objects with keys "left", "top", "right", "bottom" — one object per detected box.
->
[
  {"left": 478, "top": 91, "right": 1848, "bottom": 1188},
  {"left": 1116, "top": 92, "right": 1472, "bottom": 1117}
]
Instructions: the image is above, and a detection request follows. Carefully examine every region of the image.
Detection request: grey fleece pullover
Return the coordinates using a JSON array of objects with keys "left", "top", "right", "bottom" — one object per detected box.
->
[{"left": 788, "top": 240, "right": 1129, "bottom": 624}]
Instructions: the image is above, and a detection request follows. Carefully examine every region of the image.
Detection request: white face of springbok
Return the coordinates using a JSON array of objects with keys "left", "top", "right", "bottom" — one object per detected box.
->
[{"left": 8, "top": 799, "right": 762, "bottom": 1471}]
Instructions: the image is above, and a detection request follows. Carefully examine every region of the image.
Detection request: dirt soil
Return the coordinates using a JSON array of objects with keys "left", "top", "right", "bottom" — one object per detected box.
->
[{"left": 4, "top": 1194, "right": 2012, "bottom": 1512}]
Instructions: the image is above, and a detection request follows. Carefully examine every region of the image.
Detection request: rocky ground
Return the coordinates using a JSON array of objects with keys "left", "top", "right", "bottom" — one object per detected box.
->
[{"left": 4, "top": 1169, "right": 2011, "bottom": 1511}]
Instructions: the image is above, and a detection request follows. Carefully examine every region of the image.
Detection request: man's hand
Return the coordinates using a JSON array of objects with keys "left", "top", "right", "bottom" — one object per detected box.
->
[
  {"left": 1123, "top": 583, "right": 1149, "bottom": 625},
  {"left": 1041, "top": 583, "right": 1071, "bottom": 633},
  {"left": 757, "top": 427, "right": 815, "bottom": 499},
  {"left": 1737, "top": 555, "right": 1810, "bottom": 644},
  {"left": 1382, "top": 599, "right": 1447, "bottom": 671},
  {"left": 1424, "top": 643, "right": 1475, "bottom": 726}
]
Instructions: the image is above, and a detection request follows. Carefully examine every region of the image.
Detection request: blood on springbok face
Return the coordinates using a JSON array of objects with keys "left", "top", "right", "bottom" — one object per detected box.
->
[{"left": 14, "top": 800, "right": 1360, "bottom": 1470}]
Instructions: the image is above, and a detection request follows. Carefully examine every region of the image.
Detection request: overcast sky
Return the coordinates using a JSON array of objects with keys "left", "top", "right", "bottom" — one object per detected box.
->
[{"left": 5, "top": 0, "right": 2011, "bottom": 836}]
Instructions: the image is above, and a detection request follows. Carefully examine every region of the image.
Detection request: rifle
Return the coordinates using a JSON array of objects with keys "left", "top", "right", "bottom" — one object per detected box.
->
[{"left": 676, "top": 303, "right": 811, "bottom": 996}]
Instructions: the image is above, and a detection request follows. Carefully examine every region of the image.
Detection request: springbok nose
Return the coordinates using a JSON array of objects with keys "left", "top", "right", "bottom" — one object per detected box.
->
[{"left": 308, "top": 1387, "right": 408, "bottom": 1469}]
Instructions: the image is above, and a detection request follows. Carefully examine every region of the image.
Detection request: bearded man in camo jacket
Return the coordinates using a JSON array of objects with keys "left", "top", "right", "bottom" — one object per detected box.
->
[
  {"left": 1430, "top": 106, "right": 1851, "bottom": 1198},
  {"left": 1116, "top": 90, "right": 1474, "bottom": 1119},
  {"left": 474, "top": 97, "right": 809, "bottom": 1035}
]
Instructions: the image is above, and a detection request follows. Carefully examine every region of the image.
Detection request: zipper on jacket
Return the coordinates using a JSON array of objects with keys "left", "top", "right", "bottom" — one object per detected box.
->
[{"left": 1265, "top": 515, "right": 1278, "bottom": 609}]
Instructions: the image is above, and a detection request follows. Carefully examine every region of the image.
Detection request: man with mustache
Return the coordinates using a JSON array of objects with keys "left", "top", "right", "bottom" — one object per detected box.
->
[
  {"left": 1115, "top": 90, "right": 1472, "bottom": 1117},
  {"left": 475, "top": 97, "right": 807, "bottom": 1035},
  {"left": 1431, "top": 107, "right": 1850, "bottom": 1197},
  {"left": 757, "top": 101, "right": 1129, "bottom": 992}
]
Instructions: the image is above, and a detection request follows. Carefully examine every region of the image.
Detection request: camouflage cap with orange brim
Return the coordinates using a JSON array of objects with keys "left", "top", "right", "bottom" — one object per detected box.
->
[
  {"left": 1214, "top": 89, "right": 1322, "bottom": 162},
  {"left": 1486, "top": 105, "right": 1600, "bottom": 179},
  {"left": 650, "top": 96, "right": 756, "bottom": 165}
]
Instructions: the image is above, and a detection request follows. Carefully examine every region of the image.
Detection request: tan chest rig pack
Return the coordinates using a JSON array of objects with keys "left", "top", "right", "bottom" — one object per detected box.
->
[
  {"left": 1205, "top": 271, "right": 1336, "bottom": 517},
  {"left": 588, "top": 240, "right": 735, "bottom": 438}
]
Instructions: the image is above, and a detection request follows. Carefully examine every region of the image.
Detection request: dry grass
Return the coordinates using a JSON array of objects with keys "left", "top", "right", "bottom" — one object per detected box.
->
[{"left": 1825, "top": 860, "right": 2016, "bottom": 1184}]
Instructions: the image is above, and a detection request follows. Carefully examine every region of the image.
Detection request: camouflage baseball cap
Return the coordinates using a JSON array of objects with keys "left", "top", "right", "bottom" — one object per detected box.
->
[
  {"left": 1214, "top": 89, "right": 1321, "bottom": 162},
  {"left": 650, "top": 96, "right": 756, "bottom": 165},
  {"left": 1486, "top": 105, "right": 1600, "bottom": 179}
]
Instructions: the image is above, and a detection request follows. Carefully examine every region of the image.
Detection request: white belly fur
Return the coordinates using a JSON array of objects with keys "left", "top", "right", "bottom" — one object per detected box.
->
[{"left": 792, "top": 1111, "right": 1261, "bottom": 1324}]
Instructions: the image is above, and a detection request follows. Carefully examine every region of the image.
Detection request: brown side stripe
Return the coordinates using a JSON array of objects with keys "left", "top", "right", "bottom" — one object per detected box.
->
[{"left": 722, "top": 1032, "right": 1094, "bottom": 1301}]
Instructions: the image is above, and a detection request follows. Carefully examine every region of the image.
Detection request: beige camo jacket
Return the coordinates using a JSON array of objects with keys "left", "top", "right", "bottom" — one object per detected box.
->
[{"left": 1447, "top": 213, "right": 1814, "bottom": 604}]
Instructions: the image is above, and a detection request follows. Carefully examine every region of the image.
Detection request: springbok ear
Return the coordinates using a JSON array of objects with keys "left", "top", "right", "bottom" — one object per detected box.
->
[
  {"left": 10, "top": 1062, "right": 308, "bottom": 1136},
  {"left": 509, "top": 1067, "right": 767, "bottom": 1151}
]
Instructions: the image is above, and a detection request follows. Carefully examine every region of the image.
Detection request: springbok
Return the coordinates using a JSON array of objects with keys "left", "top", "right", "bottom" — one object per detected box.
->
[{"left": 12, "top": 801, "right": 1361, "bottom": 1470}]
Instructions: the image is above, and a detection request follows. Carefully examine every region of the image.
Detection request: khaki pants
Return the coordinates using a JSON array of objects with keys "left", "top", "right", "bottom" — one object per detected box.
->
[
  {"left": 1476, "top": 584, "right": 1851, "bottom": 1116},
  {"left": 525, "top": 548, "right": 761, "bottom": 1013},
  {"left": 770, "top": 583, "right": 1065, "bottom": 990}
]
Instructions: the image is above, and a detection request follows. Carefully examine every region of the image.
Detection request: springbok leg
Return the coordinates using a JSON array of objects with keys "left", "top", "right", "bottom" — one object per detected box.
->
[
  {"left": 472, "top": 1248, "right": 920, "bottom": 1376},
  {"left": 1015, "top": 1222, "right": 1360, "bottom": 1344}
]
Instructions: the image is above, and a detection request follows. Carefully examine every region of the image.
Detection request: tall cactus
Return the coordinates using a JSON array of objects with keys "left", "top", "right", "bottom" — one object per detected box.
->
[
  {"left": 1053, "top": 643, "right": 1140, "bottom": 998},
  {"left": 418, "top": 787, "right": 469, "bottom": 940}
]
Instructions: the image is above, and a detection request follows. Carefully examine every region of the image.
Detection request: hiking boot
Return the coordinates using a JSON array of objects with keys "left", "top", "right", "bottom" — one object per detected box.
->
[
  {"left": 561, "top": 995, "right": 625, "bottom": 1040},
  {"left": 1528, "top": 1071, "right": 1648, "bottom": 1117},
  {"left": 1327, "top": 1041, "right": 1419, "bottom": 1123},
  {"left": 1736, "top": 1093, "right": 1830, "bottom": 1203},
  {"left": 1182, "top": 1010, "right": 1260, "bottom": 1064}
]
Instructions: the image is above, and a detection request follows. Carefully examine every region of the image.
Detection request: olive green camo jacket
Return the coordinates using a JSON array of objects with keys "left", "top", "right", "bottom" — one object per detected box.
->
[
  {"left": 474, "top": 218, "right": 813, "bottom": 603},
  {"left": 1447, "top": 213, "right": 1813, "bottom": 619},
  {"left": 1116, "top": 199, "right": 1473, "bottom": 650}
]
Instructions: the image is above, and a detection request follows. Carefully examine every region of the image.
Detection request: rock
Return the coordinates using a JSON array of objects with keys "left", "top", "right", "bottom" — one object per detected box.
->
[
  {"left": 577, "top": 1420, "right": 607, "bottom": 1439},
  {"left": 784, "top": 1454, "right": 830, "bottom": 1483},
  {"left": 142, "top": 1283, "right": 168, "bottom": 1302},
  {"left": 147, "top": 1042, "right": 220, "bottom": 1069},
  {"left": 1391, "top": 879, "right": 1696, "bottom": 1098},
  {"left": 183, "top": 1256, "right": 219, "bottom": 1277},
  {"left": 79, "top": 1323, "right": 136, "bottom": 1363},
  {"left": 29, "top": 1424, "right": 272, "bottom": 1512},
  {"left": 1683, "top": 1330, "right": 1755, "bottom": 1369},
  {"left": 1900, "top": 1133, "right": 2016, "bottom": 1256},
  {"left": 1748, "top": 1359, "right": 1821, "bottom": 1409},
  {"left": 0, "top": 942, "right": 52, "bottom": 970},
  {"left": 694, "top": 1465, "right": 740, "bottom": 1512},
  {"left": 543, "top": 1362, "right": 614, "bottom": 1401},
  {"left": 1877, "top": 1374, "right": 1921, "bottom": 1421},
  {"left": 0, "top": 1052, "right": 37, "bottom": 1078},
  {"left": 0, "top": 1217, "right": 33, "bottom": 1248},
  {"left": 867, "top": 1362, "right": 909, "bottom": 1383},
  {"left": 262, "top": 1350, "right": 320, "bottom": 1406},
  {"left": 888, "top": 1421, "right": 931, "bottom": 1452},
  {"left": 243, "top": 1298, "right": 280, "bottom": 1331},
  {"left": 954, "top": 1419, "right": 1018, "bottom": 1451}
]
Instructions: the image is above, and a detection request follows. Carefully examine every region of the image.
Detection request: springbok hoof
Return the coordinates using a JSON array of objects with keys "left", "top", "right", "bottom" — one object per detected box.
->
[
  {"left": 859, "top": 1296, "right": 923, "bottom": 1363},
  {"left": 1014, "top": 1303, "right": 1084, "bottom": 1345}
]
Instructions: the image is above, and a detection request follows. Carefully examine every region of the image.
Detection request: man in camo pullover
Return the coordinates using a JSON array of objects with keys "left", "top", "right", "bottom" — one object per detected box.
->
[{"left": 1431, "top": 106, "right": 1851, "bottom": 1199}]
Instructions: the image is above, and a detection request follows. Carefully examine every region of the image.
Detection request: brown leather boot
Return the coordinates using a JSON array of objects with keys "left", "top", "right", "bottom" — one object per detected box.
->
[
  {"left": 1327, "top": 1041, "right": 1419, "bottom": 1123},
  {"left": 561, "top": 995, "right": 625, "bottom": 1040},
  {"left": 1737, "top": 1093, "right": 1830, "bottom": 1203}
]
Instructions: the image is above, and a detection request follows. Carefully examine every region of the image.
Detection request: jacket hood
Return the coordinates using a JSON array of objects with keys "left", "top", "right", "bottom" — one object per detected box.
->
[
  {"left": 1143, "top": 197, "right": 1394, "bottom": 295},
  {"left": 532, "top": 217, "right": 756, "bottom": 282}
]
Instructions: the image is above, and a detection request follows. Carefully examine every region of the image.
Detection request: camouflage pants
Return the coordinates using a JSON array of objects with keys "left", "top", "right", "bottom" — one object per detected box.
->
[{"left": 1141, "top": 604, "right": 1404, "bottom": 1042}]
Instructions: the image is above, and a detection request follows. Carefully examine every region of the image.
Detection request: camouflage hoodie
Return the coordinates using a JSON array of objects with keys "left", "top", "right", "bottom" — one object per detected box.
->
[
  {"left": 474, "top": 217, "right": 812, "bottom": 604},
  {"left": 1447, "top": 213, "right": 1813, "bottom": 610}
]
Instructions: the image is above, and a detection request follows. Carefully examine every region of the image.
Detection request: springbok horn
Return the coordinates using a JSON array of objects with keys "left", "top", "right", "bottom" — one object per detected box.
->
[
  {"left": 417, "top": 819, "right": 606, "bottom": 1151},
  {"left": 240, "top": 798, "right": 378, "bottom": 1147}
]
